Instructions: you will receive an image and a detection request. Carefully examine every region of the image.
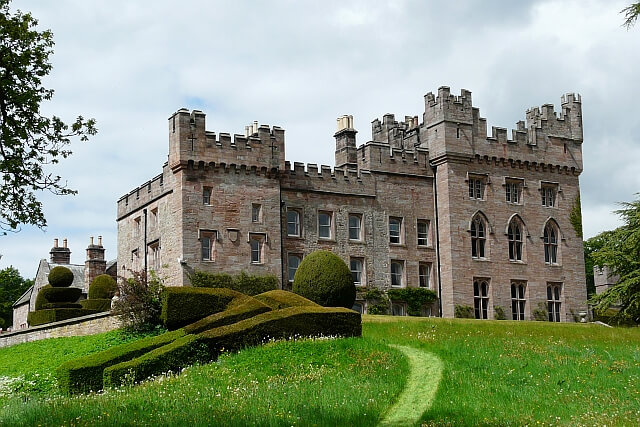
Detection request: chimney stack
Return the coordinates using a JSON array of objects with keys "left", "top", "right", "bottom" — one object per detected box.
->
[
  {"left": 50, "top": 238, "right": 71, "bottom": 264},
  {"left": 334, "top": 115, "right": 358, "bottom": 170},
  {"left": 84, "top": 235, "right": 106, "bottom": 292}
]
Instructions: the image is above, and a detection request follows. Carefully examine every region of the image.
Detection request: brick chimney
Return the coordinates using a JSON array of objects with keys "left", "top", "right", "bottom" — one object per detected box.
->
[
  {"left": 50, "top": 238, "right": 71, "bottom": 264},
  {"left": 84, "top": 236, "right": 106, "bottom": 292}
]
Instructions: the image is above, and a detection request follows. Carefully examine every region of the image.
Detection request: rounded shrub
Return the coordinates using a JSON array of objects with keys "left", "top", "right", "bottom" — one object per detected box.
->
[
  {"left": 89, "top": 274, "right": 118, "bottom": 299},
  {"left": 35, "top": 284, "right": 52, "bottom": 310},
  {"left": 292, "top": 250, "right": 356, "bottom": 308},
  {"left": 48, "top": 266, "right": 74, "bottom": 287}
]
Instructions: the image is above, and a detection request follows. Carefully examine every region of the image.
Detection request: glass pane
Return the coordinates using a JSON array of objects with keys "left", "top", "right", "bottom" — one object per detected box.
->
[
  {"left": 511, "top": 284, "right": 516, "bottom": 299},
  {"left": 474, "top": 298, "right": 480, "bottom": 319},
  {"left": 472, "top": 238, "right": 478, "bottom": 257},
  {"left": 509, "top": 241, "right": 514, "bottom": 260},
  {"left": 349, "top": 216, "right": 361, "bottom": 240},
  {"left": 477, "top": 221, "right": 484, "bottom": 237},
  {"left": 554, "top": 286, "right": 560, "bottom": 300},
  {"left": 516, "top": 242, "right": 522, "bottom": 261},
  {"left": 518, "top": 285, "right": 525, "bottom": 299},
  {"left": 548, "top": 302, "right": 554, "bottom": 321},
  {"left": 547, "top": 286, "right": 552, "bottom": 300},
  {"left": 469, "top": 180, "right": 474, "bottom": 198},
  {"left": 287, "top": 211, "right": 299, "bottom": 236},
  {"left": 251, "top": 240, "right": 260, "bottom": 263},
  {"left": 478, "top": 239, "right": 485, "bottom": 258},
  {"left": 481, "top": 282, "right": 488, "bottom": 297},
  {"left": 482, "top": 299, "right": 488, "bottom": 319},
  {"left": 473, "top": 281, "right": 479, "bottom": 297},
  {"left": 389, "top": 219, "right": 400, "bottom": 243},
  {"left": 201, "top": 237, "right": 210, "bottom": 260},
  {"left": 352, "top": 303, "right": 363, "bottom": 314},
  {"left": 319, "top": 213, "right": 331, "bottom": 238},
  {"left": 512, "top": 300, "right": 518, "bottom": 320},
  {"left": 519, "top": 301, "right": 526, "bottom": 320},
  {"left": 471, "top": 220, "right": 476, "bottom": 236}
]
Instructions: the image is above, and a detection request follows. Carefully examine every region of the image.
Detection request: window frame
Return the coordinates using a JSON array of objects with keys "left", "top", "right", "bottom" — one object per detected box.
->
[
  {"left": 468, "top": 177, "right": 486, "bottom": 200},
  {"left": 417, "top": 220, "right": 429, "bottom": 246},
  {"left": 287, "top": 253, "right": 302, "bottom": 283},
  {"left": 511, "top": 281, "right": 526, "bottom": 320},
  {"left": 200, "top": 230, "right": 217, "bottom": 262},
  {"left": 348, "top": 213, "right": 363, "bottom": 241},
  {"left": 318, "top": 211, "right": 333, "bottom": 240},
  {"left": 544, "top": 223, "right": 559, "bottom": 265},
  {"left": 541, "top": 183, "right": 558, "bottom": 207},
  {"left": 148, "top": 241, "right": 161, "bottom": 272},
  {"left": 419, "top": 263, "right": 431, "bottom": 288},
  {"left": 508, "top": 221, "right": 523, "bottom": 262},
  {"left": 473, "top": 278, "right": 490, "bottom": 319},
  {"left": 505, "top": 179, "right": 522, "bottom": 204},
  {"left": 391, "top": 302, "right": 406, "bottom": 316},
  {"left": 350, "top": 257, "right": 364, "bottom": 286},
  {"left": 249, "top": 235, "right": 264, "bottom": 264},
  {"left": 547, "top": 283, "right": 562, "bottom": 322},
  {"left": 389, "top": 217, "right": 403, "bottom": 245},
  {"left": 203, "top": 186, "right": 212, "bottom": 206},
  {"left": 390, "top": 260, "right": 405, "bottom": 288},
  {"left": 470, "top": 216, "right": 486, "bottom": 259},
  {"left": 286, "top": 208, "right": 301, "bottom": 237},
  {"left": 252, "top": 204, "right": 262, "bottom": 223}
]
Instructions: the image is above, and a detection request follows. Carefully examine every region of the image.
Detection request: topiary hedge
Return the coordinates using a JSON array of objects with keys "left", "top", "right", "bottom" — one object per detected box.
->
[
  {"left": 189, "top": 271, "right": 278, "bottom": 296},
  {"left": 254, "top": 289, "right": 320, "bottom": 310},
  {"left": 41, "top": 302, "right": 83, "bottom": 309},
  {"left": 387, "top": 287, "right": 437, "bottom": 316},
  {"left": 28, "top": 308, "right": 101, "bottom": 327},
  {"left": 34, "top": 284, "right": 52, "bottom": 310},
  {"left": 48, "top": 266, "right": 74, "bottom": 287},
  {"left": 37, "top": 286, "right": 82, "bottom": 305},
  {"left": 183, "top": 295, "right": 272, "bottom": 335},
  {"left": 292, "top": 250, "right": 356, "bottom": 308},
  {"left": 160, "top": 287, "right": 239, "bottom": 330},
  {"left": 80, "top": 299, "right": 112, "bottom": 312},
  {"left": 89, "top": 274, "right": 117, "bottom": 299},
  {"left": 57, "top": 329, "right": 186, "bottom": 395},
  {"left": 103, "top": 305, "right": 361, "bottom": 387}
]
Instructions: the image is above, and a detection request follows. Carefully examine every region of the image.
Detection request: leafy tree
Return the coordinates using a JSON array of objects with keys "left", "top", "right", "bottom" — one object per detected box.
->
[
  {"left": 589, "top": 196, "right": 640, "bottom": 323},
  {"left": 621, "top": 2, "right": 640, "bottom": 28},
  {"left": 111, "top": 270, "right": 165, "bottom": 332},
  {"left": 583, "top": 230, "right": 616, "bottom": 297},
  {"left": 0, "top": 0, "right": 97, "bottom": 233},
  {"left": 0, "top": 266, "right": 33, "bottom": 328}
]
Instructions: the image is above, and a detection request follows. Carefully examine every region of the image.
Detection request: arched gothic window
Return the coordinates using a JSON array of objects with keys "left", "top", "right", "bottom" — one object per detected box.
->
[
  {"left": 508, "top": 221, "right": 523, "bottom": 261},
  {"left": 471, "top": 216, "right": 486, "bottom": 258},
  {"left": 544, "top": 223, "right": 558, "bottom": 264}
]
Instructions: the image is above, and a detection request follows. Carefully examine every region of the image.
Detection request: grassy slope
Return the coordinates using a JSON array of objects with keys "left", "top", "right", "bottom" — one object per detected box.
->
[{"left": 0, "top": 317, "right": 639, "bottom": 426}]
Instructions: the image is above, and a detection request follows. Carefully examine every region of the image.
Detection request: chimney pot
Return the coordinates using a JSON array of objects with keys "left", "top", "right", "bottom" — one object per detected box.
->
[
  {"left": 98, "top": 236, "right": 102, "bottom": 246},
  {"left": 54, "top": 238, "right": 58, "bottom": 248},
  {"left": 63, "top": 238, "right": 68, "bottom": 248},
  {"left": 90, "top": 236, "right": 94, "bottom": 246}
]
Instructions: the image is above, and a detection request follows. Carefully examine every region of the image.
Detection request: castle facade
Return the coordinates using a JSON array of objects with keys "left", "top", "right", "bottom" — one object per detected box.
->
[{"left": 117, "top": 87, "right": 587, "bottom": 321}]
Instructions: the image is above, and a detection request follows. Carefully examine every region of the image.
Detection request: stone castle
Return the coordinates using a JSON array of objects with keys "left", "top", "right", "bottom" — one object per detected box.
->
[{"left": 117, "top": 86, "right": 587, "bottom": 321}]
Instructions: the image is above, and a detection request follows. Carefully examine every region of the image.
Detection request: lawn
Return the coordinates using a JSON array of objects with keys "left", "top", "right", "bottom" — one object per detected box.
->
[{"left": 0, "top": 316, "right": 638, "bottom": 426}]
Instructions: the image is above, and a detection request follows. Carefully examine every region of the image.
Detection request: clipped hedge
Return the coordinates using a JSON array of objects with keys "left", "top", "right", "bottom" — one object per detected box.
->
[
  {"left": 292, "top": 250, "right": 356, "bottom": 308},
  {"left": 48, "top": 266, "right": 74, "bottom": 287},
  {"left": 387, "top": 287, "right": 437, "bottom": 316},
  {"left": 57, "top": 329, "right": 186, "bottom": 395},
  {"left": 160, "top": 287, "right": 239, "bottom": 330},
  {"left": 80, "top": 299, "right": 112, "bottom": 312},
  {"left": 189, "top": 270, "right": 278, "bottom": 296},
  {"left": 34, "top": 284, "right": 52, "bottom": 310},
  {"left": 89, "top": 274, "right": 117, "bottom": 299},
  {"left": 28, "top": 308, "right": 101, "bottom": 327},
  {"left": 254, "top": 290, "right": 320, "bottom": 310},
  {"left": 37, "top": 286, "right": 82, "bottom": 304},
  {"left": 183, "top": 295, "right": 271, "bottom": 335},
  {"left": 104, "top": 305, "right": 362, "bottom": 387},
  {"left": 41, "top": 302, "right": 83, "bottom": 309}
]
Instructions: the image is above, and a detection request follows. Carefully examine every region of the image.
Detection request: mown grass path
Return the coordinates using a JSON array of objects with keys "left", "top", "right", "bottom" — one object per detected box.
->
[{"left": 378, "top": 345, "right": 443, "bottom": 427}]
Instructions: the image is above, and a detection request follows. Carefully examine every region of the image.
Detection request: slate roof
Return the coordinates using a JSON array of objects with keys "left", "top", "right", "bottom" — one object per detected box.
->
[{"left": 13, "top": 286, "right": 33, "bottom": 307}]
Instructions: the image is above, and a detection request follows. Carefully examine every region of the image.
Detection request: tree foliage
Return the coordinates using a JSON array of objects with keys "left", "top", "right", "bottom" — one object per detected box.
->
[
  {"left": 0, "top": 266, "right": 33, "bottom": 328},
  {"left": 583, "top": 230, "right": 616, "bottom": 297},
  {"left": 0, "top": 0, "right": 97, "bottom": 233},
  {"left": 622, "top": 3, "right": 640, "bottom": 28},
  {"left": 589, "top": 196, "right": 640, "bottom": 323},
  {"left": 111, "top": 270, "right": 165, "bottom": 332}
]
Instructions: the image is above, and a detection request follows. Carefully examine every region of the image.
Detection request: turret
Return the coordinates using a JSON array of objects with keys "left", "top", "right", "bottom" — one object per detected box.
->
[{"left": 334, "top": 115, "right": 358, "bottom": 169}]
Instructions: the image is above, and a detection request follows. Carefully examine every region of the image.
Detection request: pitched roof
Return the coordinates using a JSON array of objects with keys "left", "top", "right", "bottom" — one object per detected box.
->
[{"left": 13, "top": 285, "right": 33, "bottom": 307}]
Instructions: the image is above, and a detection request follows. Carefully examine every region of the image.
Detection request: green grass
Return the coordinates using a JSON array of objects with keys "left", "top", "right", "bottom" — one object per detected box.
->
[{"left": 0, "top": 317, "right": 639, "bottom": 426}]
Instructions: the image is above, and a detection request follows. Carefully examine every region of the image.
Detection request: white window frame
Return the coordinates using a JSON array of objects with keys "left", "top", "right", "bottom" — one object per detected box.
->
[
  {"left": 547, "top": 283, "right": 562, "bottom": 322},
  {"left": 544, "top": 223, "right": 558, "bottom": 265},
  {"left": 350, "top": 257, "right": 364, "bottom": 286},
  {"left": 505, "top": 180, "right": 521, "bottom": 204},
  {"left": 250, "top": 236, "right": 264, "bottom": 264},
  {"left": 468, "top": 177, "right": 485, "bottom": 200},
  {"left": 511, "top": 281, "right": 526, "bottom": 320},
  {"left": 348, "top": 214, "right": 363, "bottom": 241},
  {"left": 287, "top": 208, "right": 301, "bottom": 237},
  {"left": 200, "top": 230, "right": 217, "bottom": 262},
  {"left": 287, "top": 253, "right": 302, "bottom": 283},
  {"left": 508, "top": 221, "right": 523, "bottom": 262},
  {"left": 417, "top": 220, "right": 429, "bottom": 246},
  {"left": 318, "top": 211, "right": 333, "bottom": 239},
  {"left": 389, "top": 217, "right": 403, "bottom": 245},
  {"left": 471, "top": 216, "right": 486, "bottom": 259},
  {"left": 473, "top": 278, "right": 490, "bottom": 319},
  {"left": 419, "top": 263, "right": 431, "bottom": 288},
  {"left": 390, "top": 260, "right": 404, "bottom": 287}
]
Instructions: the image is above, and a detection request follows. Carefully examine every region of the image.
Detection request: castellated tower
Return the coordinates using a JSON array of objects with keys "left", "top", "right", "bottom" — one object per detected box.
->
[{"left": 117, "top": 87, "right": 587, "bottom": 322}]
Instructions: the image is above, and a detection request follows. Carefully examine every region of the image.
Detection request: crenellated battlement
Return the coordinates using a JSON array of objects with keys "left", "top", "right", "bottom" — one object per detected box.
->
[
  {"left": 117, "top": 167, "right": 171, "bottom": 219},
  {"left": 371, "top": 113, "right": 420, "bottom": 149},
  {"left": 421, "top": 87, "right": 583, "bottom": 173},
  {"left": 281, "top": 161, "right": 376, "bottom": 196},
  {"left": 168, "top": 109, "right": 285, "bottom": 173}
]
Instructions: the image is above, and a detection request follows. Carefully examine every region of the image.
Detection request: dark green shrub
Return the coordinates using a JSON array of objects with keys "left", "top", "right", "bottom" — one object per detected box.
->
[
  {"left": 233, "top": 272, "right": 278, "bottom": 295},
  {"left": 189, "top": 270, "right": 278, "bottom": 296},
  {"left": 358, "top": 287, "right": 389, "bottom": 315},
  {"left": 494, "top": 305, "right": 507, "bottom": 320},
  {"left": 387, "top": 288, "right": 437, "bottom": 316},
  {"left": 454, "top": 305, "right": 474, "bottom": 319},
  {"left": 160, "top": 287, "right": 239, "bottom": 330},
  {"left": 532, "top": 303, "right": 549, "bottom": 321},
  {"left": 254, "top": 290, "right": 319, "bottom": 310},
  {"left": 292, "top": 250, "right": 356, "bottom": 308},
  {"left": 57, "top": 329, "right": 186, "bottom": 394},
  {"left": 104, "top": 305, "right": 362, "bottom": 387},
  {"left": 184, "top": 295, "right": 271, "bottom": 335},
  {"left": 37, "top": 286, "right": 81, "bottom": 304},
  {"left": 89, "top": 274, "right": 117, "bottom": 299},
  {"left": 48, "top": 266, "right": 74, "bottom": 287},
  {"left": 80, "top": 299, "right": 112, "bottom": 312},
  {"left": 189, "top": 271, "right": 234, "bottom": 288},
  {"left": 28, "top": 308, "right": 100, "bottom": 326},
  {"left": 42, "top": 302, "right": 82, "bottom": 309},
  {"left": 34, "top": 284, "right": 52, "bottom": 310}
]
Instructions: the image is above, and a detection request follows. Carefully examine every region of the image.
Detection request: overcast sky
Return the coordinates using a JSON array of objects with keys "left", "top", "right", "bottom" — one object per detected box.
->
[{"left": 2, "top": 0, "right": 639, "bottom": 279}]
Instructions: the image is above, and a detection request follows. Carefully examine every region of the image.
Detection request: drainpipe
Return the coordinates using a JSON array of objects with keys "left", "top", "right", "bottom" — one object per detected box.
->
[
  {"left": 143, "top": 208, "right": 148, "bottom": 274},
  {"left": 430, "top": 163, "right": 443, "bottom": 317}
]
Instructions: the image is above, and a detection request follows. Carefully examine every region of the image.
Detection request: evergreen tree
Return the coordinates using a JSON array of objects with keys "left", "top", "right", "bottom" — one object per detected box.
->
[{"left": 0, "top": 266, "right": 33, "bottom": 328}]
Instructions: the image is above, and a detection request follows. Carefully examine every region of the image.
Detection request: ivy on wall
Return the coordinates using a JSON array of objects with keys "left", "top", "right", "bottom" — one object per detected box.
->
[{"left": 570, "top": 194, "right": 583, "bottom": 238}]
